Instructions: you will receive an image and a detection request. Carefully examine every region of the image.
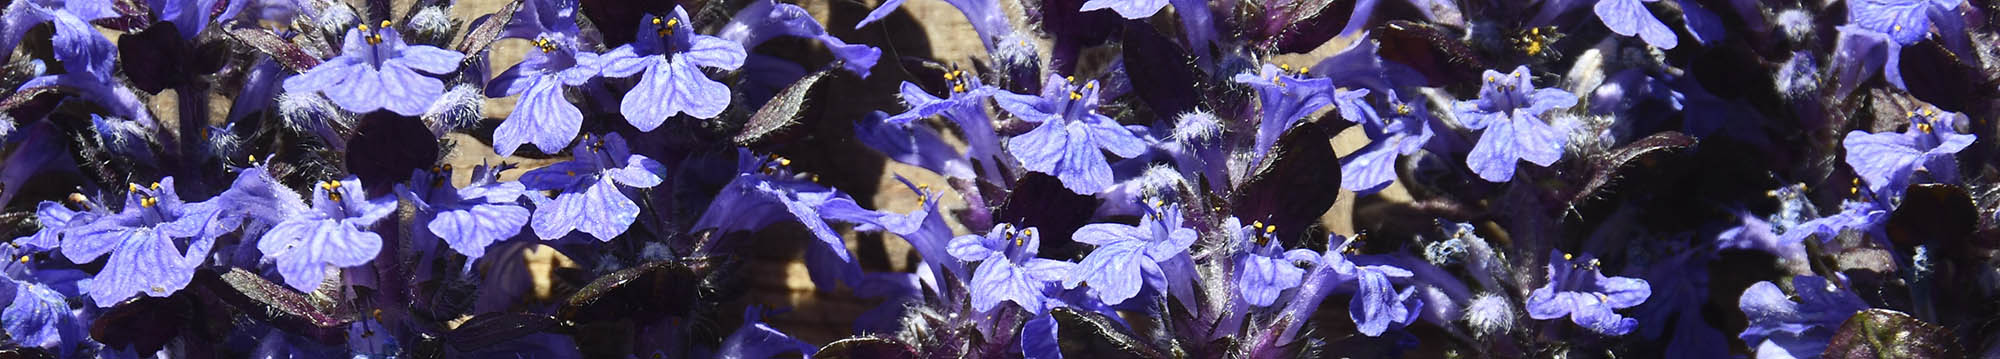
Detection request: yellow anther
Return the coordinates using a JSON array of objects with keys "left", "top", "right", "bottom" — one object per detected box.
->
[
  {"left": 1923, "top": 107, "right": 1936, "bottom": 117},
  {"left": 358, "top": 24, "right": 370, "bottom": 32},
  {"left": 1280, "top": 64, "right": 1291, "bottom": 72},
  {"left": 67, "top": 193, "right": 88, "bottom": 205},
  {"left": 1065, "top": 76, "right": 1075, "bottom": 84},
  {"left": 1563, "top": 253, "right": 1573, "bottom": 261},
  {"left": 1396, "top": 104, "right": 1412, "bottom": 115},
  {"left": 778, "top": 158, "right": 792, "bottom": 166},
  {"left": 328, "top": 191, "right": 343, "bottom": 202},
  {"left": 953, "top": 83, "right": 967, "bottom": 93},
  {"left": 1084, "top": 82, "right": 1095, "bottom": 89},
  {"left": 943, "top": 71, "right": 956, "bottom": 80},
  {"left": 1022, "top": 228, "right": 1033, "bottom": 237},
  {"left": 442, "top": 164, "right": 453, "bottom": 172},
  {"left": 248, "top": 154, "right": 258, "bottom": 163},
  {"left": 140, "top": 197, "right": 158, "bottom": 208},
  {"left": 1014, "top": 235, "right": 1024, "bottom": 246},
  {"left": 651, "top": 17, "right": 663, "bottom": 25},
  {"left": 1919, "top": 123, "right": 1933, "bottom": 133},
  {"left": 1251, "top": 220, "right": 1265, "bottom": 230},
  {"left": 666, "top": 18, "right": 679, "bottom": 27},
  {"left": 380, "top": 20, "right": 391, "bottom": 28},
  {"left": 1069, "top": 92, "right": 1082, "bottom": 100},
  {"left": 1264, "top": 225, "right": 1276, "bottom": 234},
  {"left": 150, "top": 182, "right": 161, "bottom": 191},
  {"left": 810, "top": 174, "right": 820, "bottom": 182},
  {"left": 1588, "top": 258, "right": 1600, "bottom": 268},
  {"left": 16, "top": 256, "right": 26, "bottom": 264},
  {"left": 128, "top": 183, "right": 141, "bottom": 192}
]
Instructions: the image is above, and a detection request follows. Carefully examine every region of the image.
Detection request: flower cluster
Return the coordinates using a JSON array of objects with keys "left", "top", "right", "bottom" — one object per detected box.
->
[{"left": 0, "top": 0, "right": 1990, "bottom": 357}]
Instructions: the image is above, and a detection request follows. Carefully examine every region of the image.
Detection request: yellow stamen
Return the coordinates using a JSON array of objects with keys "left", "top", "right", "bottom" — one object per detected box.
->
[
  {"left": 380, "top": 20, "right": 391, "bottom": 28},
  {"left": 1396, "top": 104, "right": 1412, "bottom": 115},
  {"left": 666, "top": 18, "right": 679, "bottom": 27},
  {"left": 1065, "top": 76, "right": 1075, "bottom": 84},
  {"left": 1068, "top": 92, "right": 1082, "bottom": 100},
  {"left": 1562, "top": 253, "right": 1573, "bottom": 261},
  {"left": 358, "top": 24, "right": 370, "bottom": 32},
  {"left": 150, "top": 182, "right": 161, "bottom": 191},
  {"left": 778, "top": 158, "right": 792, "bottom": 166},
  {"left": 128, "top": 183, "right": 141, "bottom": 192}
]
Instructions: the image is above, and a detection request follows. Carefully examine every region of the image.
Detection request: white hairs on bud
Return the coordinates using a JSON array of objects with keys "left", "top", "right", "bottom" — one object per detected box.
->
[
  {"left": 1775, "top": 52, "right": 1819, "bottom": 101},
  {"left": 277, "top": 92, "right": 353, "bottom": 148},
  {"left": 424, "top": 84, "right": 485, "bottom": 135},
  {"left": 1463, "top": 292, "right": 1515, "bottom": 338},
  {"left": 1776, "top": 9, "right": 1814, "bottom": 45},
  {"left": 1134, "top": 164, "right": 1190, "bottom": 200},
  {"left": 410, "top": 6, "right": 455, "bottom": 39},
  {"left": 1171, "top": 111, "right": 1222, "bottom": 144},
  {"left": 316, "top": 4, "right": 357, "bottom": 33}
]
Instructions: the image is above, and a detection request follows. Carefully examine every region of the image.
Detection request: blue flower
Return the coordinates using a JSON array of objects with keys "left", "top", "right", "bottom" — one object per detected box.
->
[
  {"left": 1232, "top": 63, "right": 1337, "bottom": 159},
  {"left": 1064, "top": 201, "right": 1196, "bottom": 305},
  {"left": 997, "top": 74, "right": 1146, "bottom": 194},
  {"left": 716, "top": 307, "right": 817, "bottom": 358},
  {"left": 1342, "top": 92, "right": 1436, "bottom": 194},
  {"left": 886, "top": 68, "right": 1008, "bottom": 181},
  {"left": 1080, "top": 0, "right": 1167, "bottom": 19},
  {"left": 0, "top": 0, "right": 117, "bottom": 65},
  {"left": 1454, "top": 66, "right": 1577, "bottom": 183},
  {"left": 399, "top": 165, "right": 530, "bottom": 262},
  {"left": 601, "top": 7, "right": 747, "bottom": 130},
  {"left": 1738, "top": 275, "right": 1868, "bottom": 359},
  {"left": 9, "top": 2, "right": 154, "bottom": 124},
  {"left": 1229, "top": 218, "right": 1316, "bottom": 307},
  {"left": 14, "top": 195, "right": 107, "bottom": 252},
  {"left": 282, "top": 22, "right": 467, "bottom": 116},
  {"left": 1, "top": 281, "right": 80, "bottom": 353},
  {"left": 257, "top": 176, "right": 396, "bottom": 292},
  {"left": 62, "top": 178, "right": 231, "bottom": 306},
  {"left": 1526, "top": 251, "right": 1651, "bottom": 336},
  {"left": 1842, "top": 106, "right": 1973, "bottom": 196},
  {"left": 717, "top": 0, "right": 881, "bottom": 77},
  {"left": 1781, "top": 188, "right": 1891, "bottom": 248},
  {"left": 1317, "top": 235, "right": 1421, "bottom": 336},
  {"left": 148, "top": 0, "right": 224, "bottom": 40},
  {"left": 520, "top": 132, "right": 665, "bottom": 241},
  {"left": 856, "top": 111, "right": 977, "bottom": 180},
  {"left": 1848, "top": 0, "right": 1964, "bottom": 46},
  {"left": 949, "top": 224, "right": 1073, "bottom": 313},
  {"left": 486, "top": 0, "right": 603, "bottom": 156},
  {"left": 1594, "top": 0, "right": 1678, "bottom": 49},
  {"left": 690, "top": 150, "right": 885, "bottom": 289}
]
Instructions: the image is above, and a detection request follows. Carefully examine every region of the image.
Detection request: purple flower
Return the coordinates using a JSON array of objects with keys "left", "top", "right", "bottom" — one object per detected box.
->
[
  {"left": 1739, "top": 275, "right": 1868, "bottom": 358},
  {"left": 0, "top": 0, "right": 117, "bottom": 65},
  {"left": 1526, "top": 251, "right": 1651, "bottom": 336},
  {"left": 283, "top": 22, "right": 467, "bottom": 116},
  {"left": 886, "top": 68, "right": 1009, "bottom": 180},
  {"left": 691, "top": 151, "right": 882, "bottom": 289},
  {"left": 1064, "top": 201, "right": 1195, "bottom": 305},
  {"left": 716, "top": 307, "right": 817, "bottom": 358},
  {"left": 1454, "top": 66, "right": 1577, "bottom": 183},
  {"left": 997, "top": 74, "right": 1146, "bottom": 194},
  {"left": 10, "top": 3, "right": 153, "bottom": 125},
  {"left": 1233, "top": 63, "right": 1336, "bottom": 159},
  {"left": 1842, "top": 106, "right": 1972, "bottom": 196},
  {"left": 257, "top": 176, "right": 396, "bottom": 292},
  {"left": 1594, "top": 0, "right": 1678, "bottom": 49},
  {"left": 1080, "top": 0, "right": 1166, "bottom": 19},
  {"left": 717, "top": 0, "right": 881, "bottom": 77},
  {"left": 1229, "top": 218, "right": 1316, "bottom": 307},
  {"left": 1783, "top": 197, "right": 1890, "bottom": 246},
  {"left": 14, "top": 195, "right": 108, "bottom": 252},
  {"left": 856, "top": 111, "right": 977, "bottom": 180},
  {"left": 948, "top": 224, "right": 1073, "bottom": 312},
  {"left": 148, "top": 0, "right": 223, "bottom": 40},
  {"left": 486, "top": 0, "right": 603, "bottom": 156},
  {"left": 1317, "top": 235, "right": 1421, "bottom": 336},
  {"left": 399, "top": 165, "right": 530, "bottom": 262},
  {"left": 520, "top": 133, "right": 665, "bottom": 241},
  {"left": 3, "top": 281, "right": 78, "bottom": 353},
  {"left": 1342, "top": 93, "right": 1436, "bottom": 194},
  {"left": 601, "top": 8, "right": 747, "bottom": 129},
  {"left": 62, "top": 178, "right": 229, "bottom": 306},
  {"left": 1848, "top": 0, "right": 1963, "bottom": 46}
]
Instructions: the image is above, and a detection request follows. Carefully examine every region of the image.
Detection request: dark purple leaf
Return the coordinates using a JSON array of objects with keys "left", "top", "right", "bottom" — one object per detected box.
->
[
  {"left": 116, "top": 22, "right": 187, "bottom": 93},
  {"left": 1262, "top": 0, "right": 1345, "bottom": 53},
  {"left": 444, "top": 313, "right": 563, "bottom": 353},
  {"left": 198, "top": 269, "right": 354, "bottom": 345},
  {"left": 1886, "top": 183, "right": 1977, "bottom": 249},
  {"left": 345, "top": 112, "right": 440, "bottom": 197},
  {"left": 1824, "top": 309, "right": 1963, "bottom": 358},
  {"left": 996, "top": 173, "right": 1098, "bottom": 259},
  {"left": 1231, "top": 123, "right": 1340, "bottom": 247},
  {"left": 226, "top": 27, "right": 323, "bottom": 72},
  {"left": 1570, "top": 131, "right": 1697, "bottom": 205},
  {"left": 455, "top": 0, "right": 524, "bottom": 54},
  {"left": 1119, "top": 21, "right": 1198, "bottom": 122},
  {"left": 1375, "top": 21, "right": 1484, "bottom": 87},
  {"left": 812, "top": 337, "right": 919, "bottom": 359},
  {"left": 736, "top": 69, "right": 835, "bottom": 147},
  {"left": 1049, "top": 307, "right": 1167, "bottom": 358},
  {"left": 1897, "top": 39, "right": 1989, "bottom": 114},
  {"left": 558, "top": 261, "right": 700, "bottom": 325},
  {"left": 88, "top": 296, "right": 188, "bottom": 356}
]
